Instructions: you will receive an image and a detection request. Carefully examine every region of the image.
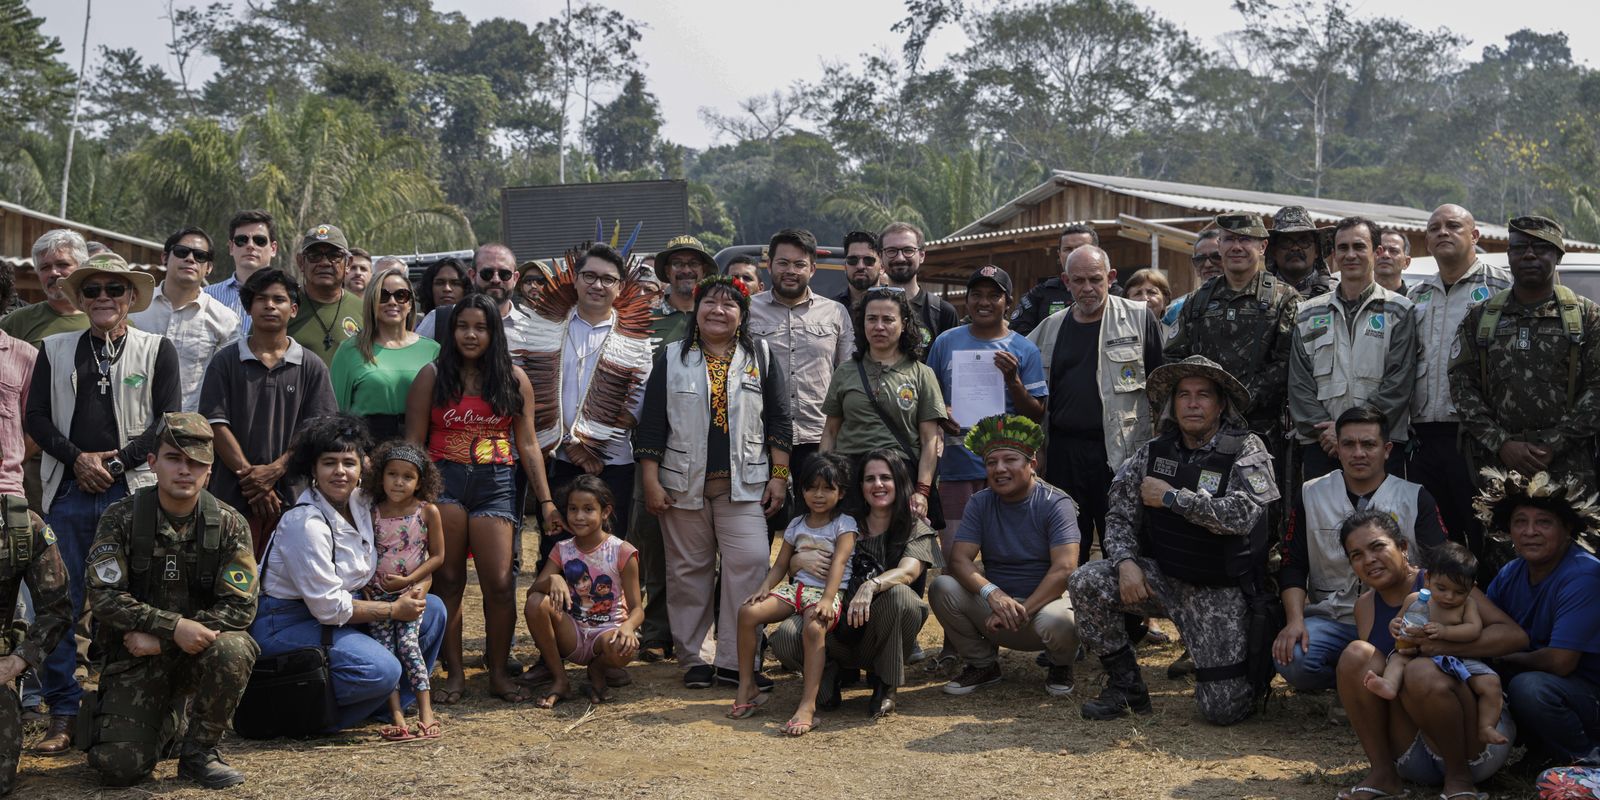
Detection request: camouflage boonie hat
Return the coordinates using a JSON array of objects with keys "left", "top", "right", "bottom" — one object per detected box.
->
[
  {"left": 1270, "top": 206, "right": 1319, "bottom": 236},
  {"left": 655, "top": 235, "right": 716, "bottom": 270},
  {"left": 1146, "top": 355, "right": 1252, "bottom": 412},
  {"left": 157, "top": 412, "right": 215, "bottom": 465},
  {"left": 1509, "top": 215, "right": 1566, "bottom": 252},
  {"left": 299, "top": 223, "right": 350, "bottom": 253},
  {"left": 1214, "top": 213, "right": 1268, "bottom": 239}
]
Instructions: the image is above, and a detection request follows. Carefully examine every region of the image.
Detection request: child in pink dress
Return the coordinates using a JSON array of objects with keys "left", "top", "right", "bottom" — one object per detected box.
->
[{"left": 365, "top": 441, "right": 445, "bottom": 740}]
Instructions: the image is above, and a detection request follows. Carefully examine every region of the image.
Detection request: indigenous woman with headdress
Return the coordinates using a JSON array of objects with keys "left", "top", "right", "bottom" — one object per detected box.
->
[{"left": 635, "top": 275, "right": 793, "bottom": 690}]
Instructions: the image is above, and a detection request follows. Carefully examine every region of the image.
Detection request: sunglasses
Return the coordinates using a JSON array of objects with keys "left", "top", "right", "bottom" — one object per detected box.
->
[
  {"left": 845, "top": 255, "right": 878, "bottom": 267},
  {"left": 231, "top": 234, "right": 271, "bottom": 248},
  {"left": 80, "top": 281, "right": 129, "bottom": 299},
  {"left": 478, "top": 268, "right": 515, "bottom": 282},
  {"left": 1190, "top": 252, "right": 1223, "bottom": 265},
  {"left": 379, "top": 288, "right": 413, "bottom": 304},
  {"left": 169, "top": 244, "right": 213, "bottom": 263},
  {"left": 303, "top": 249, "right": 347, "bottom": 264}
]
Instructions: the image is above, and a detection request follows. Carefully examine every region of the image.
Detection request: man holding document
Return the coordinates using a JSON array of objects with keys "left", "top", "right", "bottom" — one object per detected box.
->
[{"left": 1028, "top": 246, "right": 1164, "bottom": 563}]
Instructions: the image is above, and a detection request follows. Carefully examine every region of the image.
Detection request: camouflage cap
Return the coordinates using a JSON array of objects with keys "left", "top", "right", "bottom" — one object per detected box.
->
[
  {"left": 299, "top": 223, "right": 350, "bottom": 253},
  {"left": 1146, "top": 355, "right": 1252, "bottom": 412},
  {"left": 157, "top": 411, "right": 214, "bottom": 465},
  {"left": 1508, "top": 215, "right": 1566, "bottom": 252},
  {"left": 1270, "top": 205, "right": 1319, "bottom": 236},
  {"left": 655, "top": 234, "right": 716, "bottom": 270},
  {"left": 1214, "top": 213, "right": 1268, "bottom": 239}
]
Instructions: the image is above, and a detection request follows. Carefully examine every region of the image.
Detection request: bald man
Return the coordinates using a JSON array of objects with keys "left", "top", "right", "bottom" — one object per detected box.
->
[{"left": 1406, "top": 205, "right": 1511, "bottom": 553}]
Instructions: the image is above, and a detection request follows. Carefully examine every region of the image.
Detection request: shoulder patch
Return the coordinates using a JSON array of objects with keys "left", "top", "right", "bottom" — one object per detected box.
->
[
  {"left": 92, "top": 556, "right": 124, "bottom": 586},
  {"left": 41, "top": 524, "right": 56, "bottom": 547},
  {"left": 88, "top": 542, "right": 120, "bottom": 560},
  {"left": 221, "top": 562, "right": 255, "bottom": 595}
]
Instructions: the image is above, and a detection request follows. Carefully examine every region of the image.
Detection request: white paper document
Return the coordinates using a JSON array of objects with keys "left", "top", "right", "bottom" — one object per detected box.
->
[{"left": 949, "top": 350, "right": 1006, "bottom": 428}]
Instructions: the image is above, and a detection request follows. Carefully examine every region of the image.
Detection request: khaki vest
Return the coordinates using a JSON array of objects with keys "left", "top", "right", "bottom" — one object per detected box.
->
[
  {"left": 657, "top": 340, "right": 772, "bottom": 510},
  {"left": 1293, "top": 285, "right": 1413, "bottom": 443},
  {"left": 1028, "top": 295, "right": 1152, "bottom": 470},
  {"left": 40, "top": 328, "right": 160, "bottom": 512},
  {"left": 1407, "top": 261, "right": 1512, "bottom": 423},
  {"left": 1300, "top": 470, "right": 1421, "bottom": 623}
]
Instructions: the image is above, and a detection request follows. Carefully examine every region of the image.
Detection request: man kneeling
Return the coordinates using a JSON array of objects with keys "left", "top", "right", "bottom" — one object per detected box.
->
[
  {"left": 931, "top": 414, "right": 1080, "bottom": 696},
  {"left": 82, "top": 413, "right": 259, "bottom": 788},
  {"left": 1069, "top": 356, "right": 1278, "bottom": 725}
]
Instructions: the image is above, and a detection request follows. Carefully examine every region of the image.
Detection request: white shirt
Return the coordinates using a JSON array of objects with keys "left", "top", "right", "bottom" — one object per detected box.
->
[
  {"left": 130, "top": 283, "right": 241, "bottom": 411},
  {"left": 556, "top": 310, "right": 649, "bottom": 466},
  {"left": 261, "top": 487, "right": 376, "bottom": 626}
]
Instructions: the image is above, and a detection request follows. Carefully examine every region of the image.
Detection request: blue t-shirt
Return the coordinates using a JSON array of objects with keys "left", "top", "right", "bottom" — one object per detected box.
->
[
  {"left": 1487, "top": 545, "right": 1600, "bottom": 684},
  {"left": 926, "top": 326, "right": 1047, "bottom": 480},
  {"left": 954, "top": 480, "right": 1079, "bottom": 598}
]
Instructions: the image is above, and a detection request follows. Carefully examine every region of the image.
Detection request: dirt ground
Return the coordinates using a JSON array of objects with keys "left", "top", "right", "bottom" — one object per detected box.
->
[{"left": 19, "top": 535, "right": 1548, "bottom": 800}]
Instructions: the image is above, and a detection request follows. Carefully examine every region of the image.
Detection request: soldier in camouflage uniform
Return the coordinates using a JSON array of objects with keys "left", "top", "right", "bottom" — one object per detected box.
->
[
  {"left": 82, "top": 412, "right": 259, "bottom": 789},
  {"left": 1450, "top": 216, "right": 1600, "bottom": 501},
  {"left": 1069, "top": 356, "right": 1278, "bottom": 726},
  {"left": 1266, "top": 206, "right": 1335, "bottom": 299},
  {"left": 0, "top": 501, "right": 70, "bottom": 796}
]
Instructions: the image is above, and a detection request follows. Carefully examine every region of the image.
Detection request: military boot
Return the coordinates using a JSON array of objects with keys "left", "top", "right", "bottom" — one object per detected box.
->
[
  {"left": 177, "top": 742, "right": 246, "bottom": 789},
  {"left": 1081, "top": 646, "right": 1153, "bottom": 720}
]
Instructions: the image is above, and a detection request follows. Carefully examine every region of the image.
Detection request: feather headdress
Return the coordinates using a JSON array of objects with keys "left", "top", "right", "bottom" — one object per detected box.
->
[
  {"left": 514, "top": 243, "right": 656, "bottom": 474},
  {"left": 963, "top": 414, "right": 1045, "bottom": 460},
  {"left": 1473, "top": 468, "right": 1600, "bottom": 553}
]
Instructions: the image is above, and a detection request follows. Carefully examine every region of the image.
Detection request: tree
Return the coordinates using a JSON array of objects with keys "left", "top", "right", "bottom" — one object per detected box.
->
[
  {"left": 84, "top": 47, "right": 183, "bottom": 155},
  {"left": 536, "top": 3, "right": 645, "bottom": 176},
  {"left": 586, "top": 71, "right": 663, "bottom": 175},
  {"left": 0, "top": 0, "right": 76, "bottom": 152}
]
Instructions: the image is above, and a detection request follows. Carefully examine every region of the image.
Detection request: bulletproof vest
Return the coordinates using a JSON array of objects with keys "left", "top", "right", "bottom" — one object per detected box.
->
[
  {"left": 129, "top": 486, "right": 224, "bottom": 619},
  {"left": 1140, "top": 428, "right": 1265, "bottom": 586}
]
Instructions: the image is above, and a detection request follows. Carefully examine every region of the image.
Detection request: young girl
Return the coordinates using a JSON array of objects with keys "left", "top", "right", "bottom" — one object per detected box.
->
[
  {"left": 1363, "top": 542, "right": 1507, "bottom": 745},
  {"left": 365, "top": 441, "right": 446, "bottom": 741},
  {"left": 524, "top": 475, "right": 643, "bottom": 708},
  {"left": 730, "top": 453, "right": 857, "bottom": 736}
]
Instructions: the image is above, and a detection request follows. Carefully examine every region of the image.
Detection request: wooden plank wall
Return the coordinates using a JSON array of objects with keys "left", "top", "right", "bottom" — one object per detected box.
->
[{"left": 1, "top": 206, "right": 163, "bottom": 303}]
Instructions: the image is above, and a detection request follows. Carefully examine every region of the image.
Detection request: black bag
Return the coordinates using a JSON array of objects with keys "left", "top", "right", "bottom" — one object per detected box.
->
[{"left": 233, "top": 504, "right": 339, "bottom": 739}]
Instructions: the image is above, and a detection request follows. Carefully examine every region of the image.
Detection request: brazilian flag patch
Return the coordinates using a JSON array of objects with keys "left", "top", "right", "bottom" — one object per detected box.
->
[
  {"left": 41, "top": 525, "right": 56, "bottom": 547},
  {"left": 222, "top": 564, "right": 254, "bottom": 594}
]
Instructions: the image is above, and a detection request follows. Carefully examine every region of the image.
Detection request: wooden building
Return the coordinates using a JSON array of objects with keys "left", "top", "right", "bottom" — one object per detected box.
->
[
  {"left": 922, "top": 170, "right": 1600, "bottom": 301},
  {"left": 0, "top": 199, "right": 165, "bottom": 303}
]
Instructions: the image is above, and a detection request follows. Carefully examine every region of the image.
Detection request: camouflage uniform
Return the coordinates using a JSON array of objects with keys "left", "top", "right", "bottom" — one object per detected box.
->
[
  {"left": 82, "top": 483, "right": 258, "bottom": 785},
  {"left": 1449, "top": 285, "right": 1600, "bottom": 499},
  {"left": 0, "top": 503, "right": 70, "bottom": 796},
  {"left": 1069, "top": 422, "right": 1278, "bottom": 725},
  {"left": 1267, "top": 205, "right": 1335, "bottom": 300},
  {"left": 1164, "top": 270, "right": 1300, "bottom": 439}
]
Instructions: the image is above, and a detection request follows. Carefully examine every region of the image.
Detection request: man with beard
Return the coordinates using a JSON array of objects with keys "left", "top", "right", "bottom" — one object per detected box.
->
[
  {"left": 649, "top": 235, "right": 716, "bottom": 350},
  {"left": 1160, "top": 229, "right": 1225, "bottom": 337},
  {"left": 834, "top": 230, "right": 882, "bottom": 313},
  {"left": 1452, "top": 216, "right": 1600, "bottom": 499},
  {"left": 1409, "top": 205, "right": 1510, "bottom": 553},
  {"left": 1268, "top": 206, "right": 1334, "bottom": 299},
  {"left": 880, "top": 222, "right": 958, "bottom": 357},
  {"left": 416, "top": 243, "right": 535, "bottom": 353},
  {"left": 1373, "top": 230, "right": 1411, "bottom": 292},
  {"left": 1012, "top": 225, "right": 1099, "bottom": 336},
  {"left": 344, "top": 247, "right": 373, "bottom": 295},
  {"left": 286, "top": 224, "right": 364, "bottom": 366},
  {"left": 749, "top": 228, "right": 853, "bottom": 484}
]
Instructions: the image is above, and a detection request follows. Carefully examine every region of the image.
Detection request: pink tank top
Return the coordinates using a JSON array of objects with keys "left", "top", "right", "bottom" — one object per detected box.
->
[
  {"left": 370, "top": 505, "right": 429, "bottom": 588},
  {"left": 555, "top": 535, "right": 638, "bottom": 629},
  {"left": 427, "top": 393, "right": 515, "bottom": 464}
]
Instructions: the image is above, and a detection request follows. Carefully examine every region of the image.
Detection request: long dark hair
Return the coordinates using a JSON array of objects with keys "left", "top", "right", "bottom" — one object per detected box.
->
[
  {"left": 432, "top": 293, "right": 520, "bottom": 418},
  {"left": 419, "top": 257, "right": 466, "bottom": 313},
  {"left": 851, "top": 287, "right": 923, "bottom": 361},
  {"left": 678, "top": 276, "right": 754, "bottom": 364},
  {"left": 852, "top": 448, "right": 917, "bottom": 562}
]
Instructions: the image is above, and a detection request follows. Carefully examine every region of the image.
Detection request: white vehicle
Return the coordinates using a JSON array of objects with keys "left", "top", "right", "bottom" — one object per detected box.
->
[{"left": 1400, "top": 252, "right": 1600, "bottom": 302}]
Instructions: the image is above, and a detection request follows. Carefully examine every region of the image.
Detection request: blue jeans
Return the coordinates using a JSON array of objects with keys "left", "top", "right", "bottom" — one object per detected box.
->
[
  {"left": 435, "top": 461, "right": 518, "bottom": 524},
  {"left": 250, "top": 594, "right": 446, "bottom": 731},
  {"left": 42, "top": 478, "right": 128, "bottom": 717},
  {"left": 1395, "top": 702, "right": 1516, "bottom": 784},
  {"left": 1274, "top": 615, "right": 1357, "bottom": 692},
  {"left": 1508, "top": 670, "right": 1600, "bottom": 761}
]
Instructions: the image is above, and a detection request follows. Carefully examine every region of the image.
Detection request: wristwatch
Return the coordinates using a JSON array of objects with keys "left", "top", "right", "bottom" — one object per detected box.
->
[
  {"left": 105, "top": 456, "right": 126, "bottom": 477},
  {"left": 1161, "top": 489, "right": 1177, "bottom": 509}
]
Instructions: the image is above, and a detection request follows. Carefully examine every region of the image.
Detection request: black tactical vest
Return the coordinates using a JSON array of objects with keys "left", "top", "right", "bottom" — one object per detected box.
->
[{"left": 1140, "top": 427, "right": 1265, "bottom": 586}]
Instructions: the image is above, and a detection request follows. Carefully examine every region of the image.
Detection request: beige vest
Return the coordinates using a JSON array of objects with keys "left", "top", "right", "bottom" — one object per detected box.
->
[
  {"left": 657, "top": 340, "right": 772, "bottom": 510},
  {"left": 1293, "top": 285, "right": 1413, "bottom": 443},
  {"left": 1300, "top": 470, "right": 1422, "bottom": 623},
  {"left": 1028, "top": 295, "right": 1152, "bottom": 470},
  {"left": 40, "top": 328, "right": 161, "bottom": 512}
]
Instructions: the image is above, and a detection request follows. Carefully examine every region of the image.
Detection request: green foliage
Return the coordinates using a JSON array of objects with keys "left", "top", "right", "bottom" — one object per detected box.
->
[{"left": 0, "top": 0, "right": 76, "bottom": 151}]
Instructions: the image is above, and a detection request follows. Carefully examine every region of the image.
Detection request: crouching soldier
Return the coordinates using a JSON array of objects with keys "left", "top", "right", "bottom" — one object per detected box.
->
[
  {"left": 81, "top": 412, "right": 259, "bottom": 788},
  {"left": 0, "top": 498, "right": 70, "bottom": 795}
]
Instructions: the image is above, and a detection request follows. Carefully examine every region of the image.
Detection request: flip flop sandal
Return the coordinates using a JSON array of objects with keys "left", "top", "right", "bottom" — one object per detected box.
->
[
  {"left": 492, "top": 685, "right": 533, "bottom": 704},
  {"left": 535, "top": 689, "right": 570, "bottom": 710},
  {"left": 416, "top": 721, "right": 442, "bottom": 740},
  {"left": 726, "top": 693, "right": 771, "bottom": 719},
  {"left": 379, "top": 724, "right": 417, "bottom": 742},
  {"left": 781, "top": 716, "right": 822, "bottom": 737},
  {"left": 1336, "top": 788, "right": 1399, "bottom": 800},
  {"left": 431, "top": 686, "right": 464, "bottom": 706}
]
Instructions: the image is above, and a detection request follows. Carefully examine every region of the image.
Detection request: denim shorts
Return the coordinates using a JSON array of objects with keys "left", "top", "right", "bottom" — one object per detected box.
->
[
  {"left": 435, "top": 460, "right": 519, "bottom": 524},
  {"left": 1394, "top": 701, "right": 1515, "bottom": 785}
]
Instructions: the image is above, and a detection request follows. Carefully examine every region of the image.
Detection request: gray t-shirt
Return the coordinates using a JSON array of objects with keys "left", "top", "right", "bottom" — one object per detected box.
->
[
  {"left": 785, "top": 513, "right": 858, "bottom": 589},
  {"left": 955, "top": 480, "right": 1079, "bottom": 598}
]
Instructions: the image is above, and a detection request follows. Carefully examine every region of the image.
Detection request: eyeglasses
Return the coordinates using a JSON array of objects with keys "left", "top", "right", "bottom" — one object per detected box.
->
[
  {"left": 845, "top": 255, "right": 878, "bottom": 267},
  {"left": 169, "top": 244, "right": 213, "bottom": 263},
  {"left": 578, "top": 271, "right": 621, "bottom": 288},
  {"left": 478, "top": 268, "right": 515, "bottom": 282},
  {"left": 1508, "top": 243, "right": 1561, "bottom": 258},
  {"left": 1190, "top": 252, "right": 1223, "bottom": 265},
  {"left": 303, "top": 249, "right": 347, "bottom": 264},
  {"left": 231, "top": 234, "right": 271, "bottom": 248},
  {"left": 80, "top": 281, "right": 129, "bottom": 299},
  {"left": 379, "top": 288, "right": 413, "bottom": 304},
  {"left": 771, "top": 259, "right": 811, "bottom": 270},
  {"left": 882, "top": 247, "right": 920, "bottom": 259}
]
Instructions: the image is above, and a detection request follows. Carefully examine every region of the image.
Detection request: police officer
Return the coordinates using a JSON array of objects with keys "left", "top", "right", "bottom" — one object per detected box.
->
[
  {"left": 82, "top": 412, "right": 259, "bottom": 789},
  {"left": 1451, "top": 215, "right": 1600, "bottom": 502},
  {"left": 0, "top": 499, "right": 69, "bottom": 796},
  {"left": 1069, "top": 356, "right": 1278, "bottom": 726},
  {"left": 1012, "top": 224, "right": 1098, "bottom": 335},
  {"left": 1266, "top": 205, "right": 1334, "bottom": 298}
]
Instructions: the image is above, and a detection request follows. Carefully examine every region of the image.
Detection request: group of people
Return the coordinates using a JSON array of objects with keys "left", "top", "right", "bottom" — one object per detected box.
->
[{"left": 0, "top": 203, "right": 1595, "bottom": 800}]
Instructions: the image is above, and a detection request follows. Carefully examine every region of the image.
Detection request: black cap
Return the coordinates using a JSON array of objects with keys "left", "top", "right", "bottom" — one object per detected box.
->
[{"left": 966, "top": 264, "right": 1014, "bottom": 296}]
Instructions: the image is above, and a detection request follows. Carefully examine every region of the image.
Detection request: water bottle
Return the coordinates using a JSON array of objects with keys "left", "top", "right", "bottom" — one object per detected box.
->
[{"left": 1400, "top": 588, "right": 1432, "bottom": 639}]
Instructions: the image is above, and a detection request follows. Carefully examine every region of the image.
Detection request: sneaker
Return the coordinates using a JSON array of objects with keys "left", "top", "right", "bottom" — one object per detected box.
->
[
  {"left": 177, "top": 744, "right": 246, "bottom": 789},
  {"left": 683, "top": 665, "right": 716, "bottom": 689},
  {"left": 943, "top": 663, "right": 1002, "bottom": 695},
  {"left": 1045, "top": 664, "right": 1075, "bottom": 697},
  {"left": 714, "top": 667, "right": 773, "bottom": 693}
]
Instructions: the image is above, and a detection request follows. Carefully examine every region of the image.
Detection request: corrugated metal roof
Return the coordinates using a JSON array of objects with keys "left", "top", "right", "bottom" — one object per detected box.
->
[{"left": 500, "top": 180, "right": 689, "bottom": 262}]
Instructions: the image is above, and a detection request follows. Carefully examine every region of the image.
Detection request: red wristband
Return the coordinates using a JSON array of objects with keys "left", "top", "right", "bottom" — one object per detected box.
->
[{"left": 916, "top": 483, "right": 932, "bottom": 497}]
